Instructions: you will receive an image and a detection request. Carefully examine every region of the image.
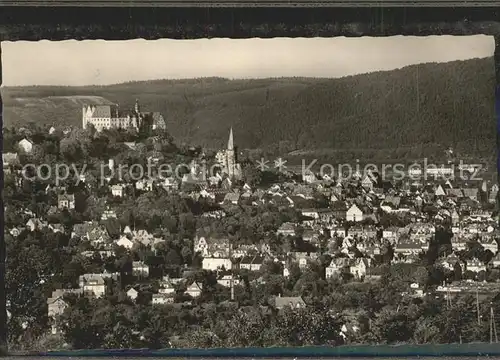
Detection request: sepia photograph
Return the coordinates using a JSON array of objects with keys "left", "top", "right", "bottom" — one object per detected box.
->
[{"left": 1, "top": 35, "right": 498, "bottom": 352}]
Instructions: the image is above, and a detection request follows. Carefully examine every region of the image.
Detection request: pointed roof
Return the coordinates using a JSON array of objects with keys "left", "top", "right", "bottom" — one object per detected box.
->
[{"left": 228, "top": 127, "right": 234, "bottom": 150}]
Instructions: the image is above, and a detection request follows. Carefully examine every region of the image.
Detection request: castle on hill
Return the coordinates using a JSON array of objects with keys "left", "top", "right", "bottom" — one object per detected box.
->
[
  {"left": 215, "top": 127, "right": 241, "bottom": 180},
  {"left": 82, "top": 99, "right": 166, "bottom": 132}
]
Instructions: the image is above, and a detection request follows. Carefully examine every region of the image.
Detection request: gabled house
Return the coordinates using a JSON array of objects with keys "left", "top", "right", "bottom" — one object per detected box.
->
[
  {"left": 116, "top": 235, "right": 134, "bottom": 249},
  {"left": 194, "top": 236, "right": 230, "bottom": 258},
  {"left": 78, "top": 274, "right": 108, "bottom": 298},
  {"left": 132, "top": 261, "right": 150, "bottom": 277},
  {"left": 88, "top": 226, "right": 110, "bottom": 247},
  {"left": 18, "top": 138, "right": 34, "bottom": 154},
  {"left": 346, "top": 204, "right": 363, "bottom": 222},
  {"left": 326, "top": 258, "right": 350, "bottom": 278},
  {"left": 47, "top": 296, "right": 69, "bottom": 334},
  {"left": 479, "top": 237, "right": 498, "bottom": 254},
  {"left": 239, "top": 255, "right": 265, "bottom": 271},
  {"left": 57, "top": 193, "right": 75, "bottom": 210},
  {"left": 111, "top": 184, "right": 125, "bottom": 197},
  {"left": 349, "top": 258, "right": 370, "bottom": 278},
  {"left": 186, "top": 282, "right": 202, "bottom": 298},
  {"left": 126, "top": 288, "right": 139, "bottom": 300},
  {"left": 435, "top": 185, "right": 446, "bottom": 197},
  {"left": 26, "top": 218, "right": 48, "bottom": 232}
]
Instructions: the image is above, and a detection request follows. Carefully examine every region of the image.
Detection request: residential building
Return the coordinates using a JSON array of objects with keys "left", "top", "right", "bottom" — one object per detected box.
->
[
  {"left": 127, "top": 288, "right": 139, "bottom": 300},
  {"left": 239, "top": 255, "right": 265, "bottom": 271},
  {"left": 202, "top": 257, "right": 232, "bottom": 271},
  {"left": 111, "top": 184, "right": 125, "bottom": 197},
  {"left": 346, "top": 204, "right": 363, "bottom": 222},
  {"left": 132, "top": 261, "right": 150, "bottom": 277},
  {"left": 78, "top": 274, "right": 109, "bottom": 297},
  {"left": 58, "top": 193, "right": 75, "bottom": 210},
  {"left": 18, "top": 138, "right": 34, "bottom": 154}
]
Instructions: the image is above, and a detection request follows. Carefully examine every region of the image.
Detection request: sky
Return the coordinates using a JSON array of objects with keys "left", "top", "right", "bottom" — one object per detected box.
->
[{"left": 1, "top": 35, "right": 495, "bottom": 86}]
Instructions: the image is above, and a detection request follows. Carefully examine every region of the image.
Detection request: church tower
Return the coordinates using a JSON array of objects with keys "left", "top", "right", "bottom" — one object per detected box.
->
[
  {"left": 226, "top": 127, "right": 241, "bottom": 180},
  {"left": 228, "top": 127, "right": 234, "bottom": 151},
  {"left": 226, "top": 127, "right": 236, "bottom": 178},
  {"left": 133, "top": 99, "right": 142, "bottom": 129},
  {"left": 215, "top": 127, "right": 241, "bottom": 181}
]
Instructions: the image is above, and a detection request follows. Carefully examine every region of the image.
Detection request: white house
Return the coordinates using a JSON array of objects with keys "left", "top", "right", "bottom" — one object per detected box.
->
[
  {"left": 116, "top": 235, "right": 134, "bottom": 249},
  {"left": 346, "top": 204, "right": 363, "bottom": 222},
  {"left": 127, "top": 288, "right": 139, "bottom": 300},
  {"left": 152, "top": 293, "right": 174, "bottom": 305},
  {"left": 111, "top": 184, "right": 125, "bottom": 197},
  {"left": 186, "top": 282, "right": 202, "bottom": 298},
  {"left": 202, "top": 257, "right": 232, "bottom": 271},
  {"left": 18, "top": 138, "right": 34, "bottom": 154},
  {"left": 78, "top": 274, "right": 107, "bottom": 298},
  {"left": 132, "top": 261, "right": 149, "bottom": 277},
  {"left": 435, "top": 185, "right": 446, "bottom": 196}
]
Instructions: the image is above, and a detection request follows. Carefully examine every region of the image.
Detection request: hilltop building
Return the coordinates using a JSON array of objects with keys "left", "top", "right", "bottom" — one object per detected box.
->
[
  {"left": 215, "top": 127, "right": 241, "bottom": 180},
  {"left": 82, "top": 99, "right": 166, "bottom": 132}
]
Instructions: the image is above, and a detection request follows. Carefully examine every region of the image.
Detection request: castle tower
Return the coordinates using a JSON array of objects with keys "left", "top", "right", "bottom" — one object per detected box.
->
[
  {"left": 82, "top": 105, "right": 87, "bottom": 129},
  {"left": 134, "top": 99, "right": 140, "bottom": 115}
]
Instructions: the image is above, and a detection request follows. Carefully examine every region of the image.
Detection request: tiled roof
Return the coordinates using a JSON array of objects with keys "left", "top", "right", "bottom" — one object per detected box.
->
[
  {"left": 88, "top": 105, "right": 116, "bottom": 118},
  {"left": 58, "top": 193, "right": 75, "bottom": 201}
]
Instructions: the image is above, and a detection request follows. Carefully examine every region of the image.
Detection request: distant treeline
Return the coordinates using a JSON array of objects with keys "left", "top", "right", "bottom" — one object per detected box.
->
[{"left": 2, "top": 57, "right": 496, "bottom": 163}]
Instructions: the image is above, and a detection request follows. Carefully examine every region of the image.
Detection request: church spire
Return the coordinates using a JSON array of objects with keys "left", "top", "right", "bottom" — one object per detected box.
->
[{"left": 228, "top": 127, "right": 234, "bottom": 150}]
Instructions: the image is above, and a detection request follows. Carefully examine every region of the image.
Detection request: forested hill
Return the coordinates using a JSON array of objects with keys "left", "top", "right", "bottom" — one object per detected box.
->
[{"left": 2, "top": 57, "right": 496, "bottom": 161}]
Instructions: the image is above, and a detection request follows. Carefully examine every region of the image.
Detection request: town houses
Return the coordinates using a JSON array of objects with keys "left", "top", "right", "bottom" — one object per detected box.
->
[{"left": 4, "top": 120, "right": 500, "bottom": 344}]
